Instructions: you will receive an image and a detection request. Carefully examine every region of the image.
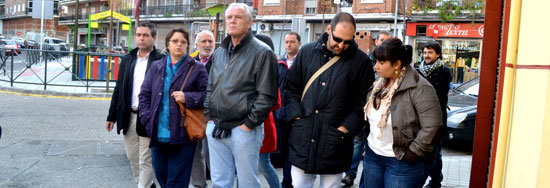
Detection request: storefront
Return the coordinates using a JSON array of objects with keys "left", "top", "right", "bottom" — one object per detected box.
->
[{"left": 407, "top": 23, "right": 484, "bottom": 83}]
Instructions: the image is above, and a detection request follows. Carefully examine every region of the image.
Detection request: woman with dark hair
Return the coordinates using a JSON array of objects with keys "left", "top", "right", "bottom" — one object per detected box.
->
[
  {"left": 361, "top": 38, "right": 442, "bottom": 188},
  {"left": 139, "top": 28, "right": 208, "bottom": 187}
]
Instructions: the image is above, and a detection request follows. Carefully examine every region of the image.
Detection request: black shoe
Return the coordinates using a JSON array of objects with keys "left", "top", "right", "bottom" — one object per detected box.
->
[
  {"left": 281, "top": 181, "right": 293, "bottom": 188},
  {"left": 424, "top": 184, "right": 441, "bottom": 188},
  {"left": 151, "top": 182, "right": 156, "bottom": 188},
  {"left": 341, "top": 174, "right": 355, "bottom": 187}
]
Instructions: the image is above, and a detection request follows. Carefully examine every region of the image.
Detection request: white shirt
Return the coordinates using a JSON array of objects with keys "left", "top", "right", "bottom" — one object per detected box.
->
[
  {"left": 285, "top": 54, "right": 295, "bottom": 68},
  {"left": 131, "top": 50, "right": 150, "bottom": 110},
  {"left": 367, "top": 106, "right": 395, "bottom": 157}
]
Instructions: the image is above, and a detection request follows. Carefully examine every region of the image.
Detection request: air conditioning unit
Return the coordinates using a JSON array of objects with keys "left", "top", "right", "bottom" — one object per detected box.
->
[{"left": 259, "top": 23, "right": 271, "bottom": 32}]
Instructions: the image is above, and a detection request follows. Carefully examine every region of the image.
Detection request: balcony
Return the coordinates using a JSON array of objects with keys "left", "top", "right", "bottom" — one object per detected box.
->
[
  {"left": 0, "top": 0, "right": 5, "bottom": 5},
  {"left": 140, "top": 4, "right": 210, "bottom": 18}
]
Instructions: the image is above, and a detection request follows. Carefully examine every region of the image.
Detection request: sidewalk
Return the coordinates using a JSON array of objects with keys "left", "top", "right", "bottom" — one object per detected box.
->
[
  {"left": 0, "top": 56, "right": 472, "bottom": 188},
  {"left": 0, "top": 56, "right": 114, "bottom": 98}
]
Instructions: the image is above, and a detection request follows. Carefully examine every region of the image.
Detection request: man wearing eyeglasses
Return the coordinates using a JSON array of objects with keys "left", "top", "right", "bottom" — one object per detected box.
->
[{"left": 283, "top": 12, "right": 375, "bottom": 187}]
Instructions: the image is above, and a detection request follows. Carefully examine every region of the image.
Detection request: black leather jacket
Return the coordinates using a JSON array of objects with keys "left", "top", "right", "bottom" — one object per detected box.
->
[{"left": 204, "top": 31, "right": 278, "bottom": 130}]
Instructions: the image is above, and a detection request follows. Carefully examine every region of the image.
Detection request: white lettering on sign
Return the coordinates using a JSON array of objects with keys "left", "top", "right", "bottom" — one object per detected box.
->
[{"left": 478, "top": 25, "right": 485, "bottom": 37}]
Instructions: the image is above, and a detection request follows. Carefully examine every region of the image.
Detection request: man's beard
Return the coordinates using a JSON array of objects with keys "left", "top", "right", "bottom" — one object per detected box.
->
[{"left": 199, "top": 49, "right": 213, "bottom": 57}]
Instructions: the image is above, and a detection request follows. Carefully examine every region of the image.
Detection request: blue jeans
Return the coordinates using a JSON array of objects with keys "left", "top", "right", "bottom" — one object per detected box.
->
[
  {"left": 206, "top": 121, "right": 264, "bottom": 188},
  {"left": 346, "top": 136, "right": 366, "bottom": 178},
  {"left": 427, "top": 140, "right": 443, "bottom": 187},
  {"left": 259, "top": 153, "right": 282, "bottom": 188},
  {"left": 362, "top": 145, "right": 431, "bottom": 188},
  {"left": 151, "top": 143, "right": 196, "bottom": 188}
]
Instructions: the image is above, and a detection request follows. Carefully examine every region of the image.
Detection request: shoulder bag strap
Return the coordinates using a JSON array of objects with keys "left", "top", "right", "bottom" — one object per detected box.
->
[
  {"left": 301, "top": 56, "right": 340, "bottom": 101},
  {"left": 180, "top": 63, "right": 196, "bottom": 91}
]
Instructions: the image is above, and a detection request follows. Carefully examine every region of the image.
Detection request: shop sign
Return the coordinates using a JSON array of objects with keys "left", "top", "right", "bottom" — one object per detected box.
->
[
  {"left": 273, "top": 23, "right": 292, "bottom": 30},
  {"left": 356, "top": 23, "right": 392, "bottom": 31},
  {"left": 407, "top": 23, "right": 484, "bottom": 38}
]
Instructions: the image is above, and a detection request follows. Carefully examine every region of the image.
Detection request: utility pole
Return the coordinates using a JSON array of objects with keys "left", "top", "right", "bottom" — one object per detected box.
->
[
  {"left": 109, "top": 0, "right": 114, "bottom": 50},
  {"left": 107, "top": 0, "right": 114, "bottom": 93},
  {"left": 74, "top": 0, "right": 79, "bottom": 50},
  {"left": 393, "top": 0, "right": 399, "bottom": 37}
]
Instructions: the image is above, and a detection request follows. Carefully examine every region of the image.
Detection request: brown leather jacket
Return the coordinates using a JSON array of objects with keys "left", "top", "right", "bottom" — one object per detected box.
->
[{"left": 367, "top": 65, "right": 443, "bottom": 162}]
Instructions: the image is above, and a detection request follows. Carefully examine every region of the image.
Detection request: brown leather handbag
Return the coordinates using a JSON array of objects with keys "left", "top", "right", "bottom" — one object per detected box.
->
[{"left": 176, "top": 63, "right": 206, "bottom": 142}]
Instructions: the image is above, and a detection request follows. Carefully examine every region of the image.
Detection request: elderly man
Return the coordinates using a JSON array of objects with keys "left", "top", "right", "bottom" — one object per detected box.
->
[
  {"left": 189, "top": 30, "right": 215, "bottom": 188},
  {"left": 204, "top": 3, "right": 278, "bottom": 188},
  {"left": 284, "top": 12, "right": 374, "bottom": 188},
  {"left": 194, "top": 30, "right": 215, "bottom": 73},
  {"left": 106, "top": 22, "right": 163, "bottom": 188}
]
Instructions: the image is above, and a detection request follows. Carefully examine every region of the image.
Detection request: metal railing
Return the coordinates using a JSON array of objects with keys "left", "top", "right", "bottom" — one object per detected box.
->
[{"left": 0, "top": 48, "right": 125, "bottom": 93}]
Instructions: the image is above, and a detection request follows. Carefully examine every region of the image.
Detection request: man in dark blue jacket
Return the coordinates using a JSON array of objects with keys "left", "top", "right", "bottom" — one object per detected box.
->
[{"left": 277, "top": 31, "right": 301, "bottom": 188}]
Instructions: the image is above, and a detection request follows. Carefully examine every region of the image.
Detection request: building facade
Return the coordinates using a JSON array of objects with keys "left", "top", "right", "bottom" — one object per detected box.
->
[{"left": 0, "top": 0, "right": 67, "bottom": 42}]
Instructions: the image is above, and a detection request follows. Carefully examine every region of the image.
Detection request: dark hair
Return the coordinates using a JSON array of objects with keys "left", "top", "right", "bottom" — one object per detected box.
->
[
  {"left": 423, "top": 41, "right": 442, "bottom": 59},
  {"left": 255, "top": 34, "right": 274, "bottom": 51},
  {"left": 373, "top": 38, "right": 413, "bottom": 68},
  {"left": 137, "top": 22, "right": 157, "bottom": 37},
  {"left": 329, "top": 12, "right": 356, "bottom": 31},
  {"left": 165, "top": 28, "right": 190, "bottom": 53},
  {"left": 285, "top": 32, "right": 301, "bottom": 42}
]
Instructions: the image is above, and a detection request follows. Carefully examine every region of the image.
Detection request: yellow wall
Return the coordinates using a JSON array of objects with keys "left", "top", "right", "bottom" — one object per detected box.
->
[{"left": 495, "top": 0, "right": 550, "bottom": 186}]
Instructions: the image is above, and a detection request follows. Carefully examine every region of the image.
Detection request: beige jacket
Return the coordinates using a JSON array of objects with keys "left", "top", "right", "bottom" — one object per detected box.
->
[{"left": 367, "top": 65, "right": 443, "bottom": 162}]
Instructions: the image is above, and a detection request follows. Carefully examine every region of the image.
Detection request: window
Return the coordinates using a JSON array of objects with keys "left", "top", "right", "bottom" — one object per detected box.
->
[
  {"left": 90, "top": 7, "right": 95, "bottom": 14},
  {"left": 305, "top": 7, "right": 316, "bottom": 14},
  {"left": 416, "top": 25, "right": 427, "bottom": 36},
  {"left": 82, "top": 8, "right": 86, "bottom": 15},
  {"left": 264, "top": 0, "right": 280, "bottom": 6},
  {"left": 361, "top": 0, "right": 384, "bottom": 3}
]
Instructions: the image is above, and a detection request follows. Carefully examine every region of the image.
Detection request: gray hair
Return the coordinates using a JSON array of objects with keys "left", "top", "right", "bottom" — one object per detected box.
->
[
  {"left": 225, "top": 3, "right": 254, "bottom": 21},
  {"left": 195, "top": 30, "right": 214, "bottom": 44}
]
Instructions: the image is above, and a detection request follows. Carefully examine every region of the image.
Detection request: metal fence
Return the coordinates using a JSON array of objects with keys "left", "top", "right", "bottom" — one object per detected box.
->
[{"left": 0, "top": 48, "right": 124, "bottom": 93}]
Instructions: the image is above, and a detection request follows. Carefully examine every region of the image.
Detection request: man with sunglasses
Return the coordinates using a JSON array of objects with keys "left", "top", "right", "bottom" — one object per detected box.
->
[{"left": 283, "top": 12, "right": 375, "bottom": 187}]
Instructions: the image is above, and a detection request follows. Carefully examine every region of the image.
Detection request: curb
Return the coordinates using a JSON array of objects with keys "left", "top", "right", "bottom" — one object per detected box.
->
[{"left": 0, "top": 86, "right": 112, "bottom": 100}]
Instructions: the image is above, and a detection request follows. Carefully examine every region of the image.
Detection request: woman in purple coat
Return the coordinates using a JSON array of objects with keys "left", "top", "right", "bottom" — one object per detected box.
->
[{"left": 138, "top": 28, "right": 208, "bottom": 188}]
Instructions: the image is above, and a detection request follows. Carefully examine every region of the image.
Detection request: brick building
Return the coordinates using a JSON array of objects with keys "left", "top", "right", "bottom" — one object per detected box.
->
[
  {"left": 0, "top": 0, "right": 67, "bottom": 42},
  {"left": 255, "top": 0, "right": 408, "bottom": 55}
]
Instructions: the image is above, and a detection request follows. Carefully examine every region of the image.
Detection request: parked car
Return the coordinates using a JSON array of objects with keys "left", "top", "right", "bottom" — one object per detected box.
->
[
  {"left": 446, "top": 77, "right": 479, "bottom": 143},
  {"left": 25, "top": 40, "right": 40, "bottom": 49},
  {"left": 12, "top": 37, "right": 26, "bottom": 48},
  {"left": 1, "top": 39, "right": 21, "bottom": 55},
  {"left": 110, "top": 46, "right": 126, "bottom": 54},
  {"left": 42, "top": 37, "right": 69, "bottom": 57}
]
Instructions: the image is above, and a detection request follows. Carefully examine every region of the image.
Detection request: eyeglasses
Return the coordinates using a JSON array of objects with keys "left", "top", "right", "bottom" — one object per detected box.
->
[
  {"left": 169, "top": 39, "right": 187, "bottom": 45},
  {"left": 331, "top": 31, "right": 354, "bottom": 45}
]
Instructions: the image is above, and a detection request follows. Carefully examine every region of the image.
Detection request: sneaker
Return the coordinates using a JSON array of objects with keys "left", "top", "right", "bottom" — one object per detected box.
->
[{"left": 341, "top": 174, "right": 355, "bottom": 187}]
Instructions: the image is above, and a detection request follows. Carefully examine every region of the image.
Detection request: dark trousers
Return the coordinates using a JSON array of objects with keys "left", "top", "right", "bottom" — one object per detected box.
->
[
  {"left": 457, "top": 67, "right": 464, "bottom": 83},
  {"left": 427, "top": 140, "right": 443, "bottom": 187},
  {"left": 151, "top": 143, "right": 197, "bottom": 188},
  {"left": 279, "top": 119, "right": 293, "bottom": 187}
]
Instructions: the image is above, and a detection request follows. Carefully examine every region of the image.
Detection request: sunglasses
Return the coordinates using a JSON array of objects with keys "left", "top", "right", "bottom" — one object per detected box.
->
[{"left": 331, "top": 31, "right": 354, "bottom": 45}]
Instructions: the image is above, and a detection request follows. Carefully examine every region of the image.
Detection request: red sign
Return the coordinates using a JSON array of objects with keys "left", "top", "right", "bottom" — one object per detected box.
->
[
  {"left": 17, "top": 32, "right": 21, "bottom": 36},
  {"left": 406, "top": 23, "right": 485, "bottom": 38}
]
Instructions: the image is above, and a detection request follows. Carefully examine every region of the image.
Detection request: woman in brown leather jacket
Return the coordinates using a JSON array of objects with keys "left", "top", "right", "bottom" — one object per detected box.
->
[{"left": 361, "top": 38, "right": 443, "bottom": 188}]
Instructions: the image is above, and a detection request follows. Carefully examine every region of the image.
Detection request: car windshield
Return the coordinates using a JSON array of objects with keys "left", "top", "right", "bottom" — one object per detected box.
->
[
  {"left": 2, "top": 40, "right": 15, "bottom": 45},
  {"left": 456, "top": 78, "right": 479, "bottom": 97},
  {"left": 52, "top": 39, "right": 63, "bottom": 44}
]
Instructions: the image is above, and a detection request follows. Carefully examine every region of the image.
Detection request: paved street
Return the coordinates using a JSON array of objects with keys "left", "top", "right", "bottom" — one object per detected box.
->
[{"left": 0, "top": 92, "right": 471, "bottom": 187}]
